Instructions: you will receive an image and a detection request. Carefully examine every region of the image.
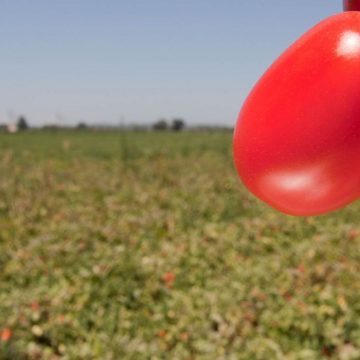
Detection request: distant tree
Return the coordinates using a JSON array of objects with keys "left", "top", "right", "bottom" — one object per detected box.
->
[
  {"left": 171, "top": 118, "right": 186, "bottom": 132},
  {"left": 152, "top": 119, "right": 168, "bottom": 131},
  {"left": 76, "top": 122, "right": 88, "bottom": 130},
  {"left": 42, "top": 124, "right": 60, "bottom": 131},
  {"left": 17, "top": 116, "right": 29, "bottom": 131}
]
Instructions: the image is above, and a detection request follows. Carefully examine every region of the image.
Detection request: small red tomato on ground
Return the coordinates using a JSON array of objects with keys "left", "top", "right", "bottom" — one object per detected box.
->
[
  {"left": 297, "top": 264, "right": 305, "bottom": 274},
  {"left": 161, "top": 272, "right": 176, "bottom": 287},
  {"left": 348, "top": 230, "right": 359, "bottom": 239},
  {"left": 0, "top": 328, "right": 12, "bottom": 342},
  {"left": 157, "top": 329, "right": 167, "bottom": 338},
  {"left": 30, "top": 301, "right": 40, "bottom": 310}
]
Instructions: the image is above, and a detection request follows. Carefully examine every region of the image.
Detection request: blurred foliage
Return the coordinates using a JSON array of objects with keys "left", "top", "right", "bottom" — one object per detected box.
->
[
  {"left": 0, "top": 131, "right": 360, "bottom": 359},
  {"left": 152, "top": 120, "right": 168, "bottom": 131},
  {"left": 16, "top": 117, "right": 29, "bottom": 132},
  {"left": 171, "top": 119, "right": 186, "bottom": 132}
]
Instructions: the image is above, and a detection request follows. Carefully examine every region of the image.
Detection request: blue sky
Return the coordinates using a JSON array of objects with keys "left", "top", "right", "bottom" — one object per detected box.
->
[{"left": 0, "top": 0, "right": 341, "bottom": 126}]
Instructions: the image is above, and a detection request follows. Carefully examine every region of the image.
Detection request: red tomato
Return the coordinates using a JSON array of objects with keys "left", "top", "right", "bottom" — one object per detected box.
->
[{"left": 233, "top": 12, "right": 360, "bottom": 216}]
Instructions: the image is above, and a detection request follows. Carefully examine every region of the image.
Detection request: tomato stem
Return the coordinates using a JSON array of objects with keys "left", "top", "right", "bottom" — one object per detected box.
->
[{"left": 344, "top": 0, "right": 360, "bottom": 11}]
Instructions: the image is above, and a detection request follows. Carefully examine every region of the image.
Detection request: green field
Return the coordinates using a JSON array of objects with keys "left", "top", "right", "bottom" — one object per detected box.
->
[{"left": 1, "top": 131, "right": 360, "bottom": 359}]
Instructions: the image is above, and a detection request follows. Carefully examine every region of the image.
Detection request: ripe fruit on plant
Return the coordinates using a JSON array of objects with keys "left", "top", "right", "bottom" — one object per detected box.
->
[{"left": 233, "top": 7, "right": 360, "bottom": 216}]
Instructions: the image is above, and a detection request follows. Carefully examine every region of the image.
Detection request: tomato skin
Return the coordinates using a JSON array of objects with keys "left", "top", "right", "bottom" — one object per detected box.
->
[
  {"left": 344, "top": 0, "right": 360, "bottom": 11},
  {"left": 233, "top": 12, "right": 360, "bottom": 216}
]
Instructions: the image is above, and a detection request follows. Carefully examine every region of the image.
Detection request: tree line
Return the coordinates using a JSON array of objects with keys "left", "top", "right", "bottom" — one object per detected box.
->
[
  {"left": 0, "top": 116, "right": 187, "bottom": 132},
  {"left": 152, "top": 118, "right": 185, "bottom": 131}
]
